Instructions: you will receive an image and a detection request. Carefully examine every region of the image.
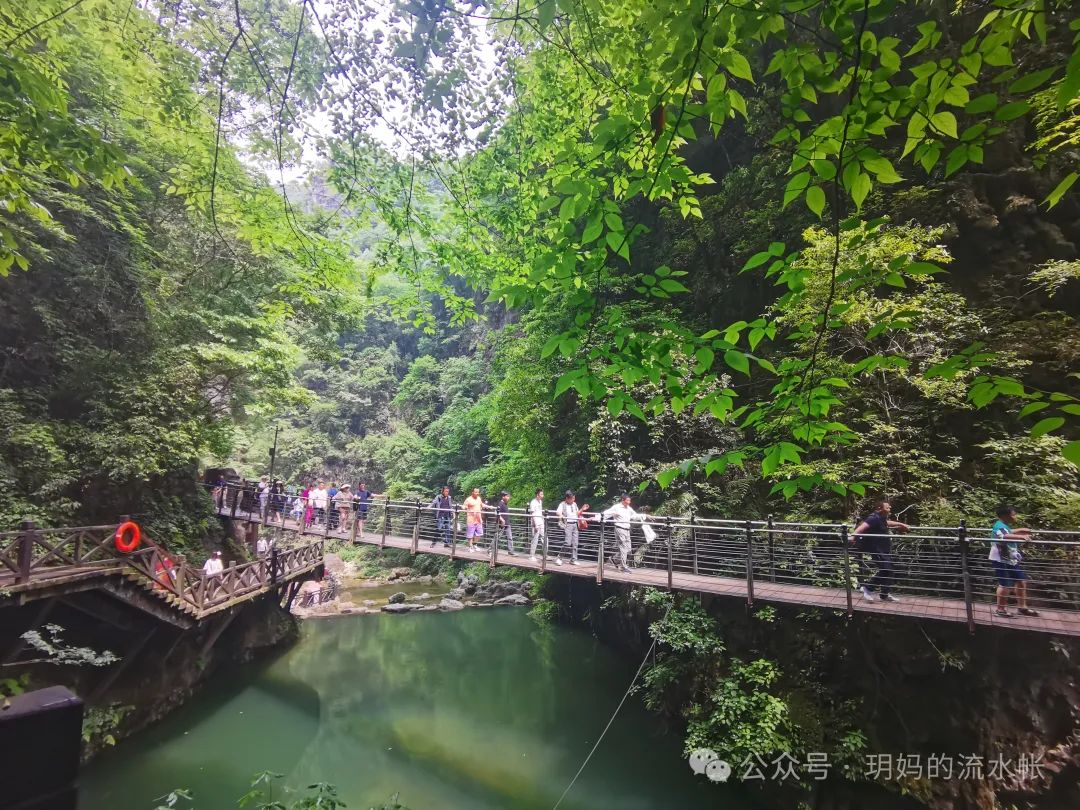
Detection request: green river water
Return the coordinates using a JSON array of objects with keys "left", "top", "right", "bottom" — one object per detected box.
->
[{"left": 80, "top": 609, "right": 754, "bottom": 810}]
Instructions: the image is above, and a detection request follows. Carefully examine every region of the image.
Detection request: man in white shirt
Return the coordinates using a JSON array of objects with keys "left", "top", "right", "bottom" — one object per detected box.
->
[
  {"left": 256, "top": 535, "right": 271, "bottom": 556},
  {"left": 203, "top": 550, "right": 224, "bottom": 577},
  {"left": 554, "top": 490, "right": 589, "bottom": 566},
  {"left": 310, "top": 481, "right": 328, "bottom": 526},
  {"left": 528, "top": 489, "right": 545, "bottom": 562},
  {"left": 599, "top": 493, "right": 645, "bottom": 572}
]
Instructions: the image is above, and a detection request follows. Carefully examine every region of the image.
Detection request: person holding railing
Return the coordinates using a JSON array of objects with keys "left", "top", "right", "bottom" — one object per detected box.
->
[
  {"left": 990, "top": 505, "right": 1039, "bottom": 618},
  {"left": 333, "top": 484, "right": 352, "bottom": 532},
  {"left": 309, "top": 481, "right": 328, "bottom": 526},
  {"left": 430, "top": 486, "right": 455, "bottom": 548},
  {"left": 852, "top": 500, "right": 909, "bottom": 603},
  {"left": 598, "top": 493, "right": 646, "bottom": 573}
]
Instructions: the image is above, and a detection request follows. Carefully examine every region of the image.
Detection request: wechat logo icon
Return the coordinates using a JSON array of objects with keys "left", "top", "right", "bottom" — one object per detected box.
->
[{"left": 688, "top": 748, "right": 731, "bottom": 782}]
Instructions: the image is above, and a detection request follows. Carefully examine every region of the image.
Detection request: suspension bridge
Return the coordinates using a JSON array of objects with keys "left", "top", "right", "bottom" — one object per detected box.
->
[{"left": 216, "top": 484, "right": 1080, "bottom": 637}]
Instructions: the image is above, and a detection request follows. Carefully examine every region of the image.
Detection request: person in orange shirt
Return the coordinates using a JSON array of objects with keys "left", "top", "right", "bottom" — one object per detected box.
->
[{"left": 462, "top": 487, "right": 485, "bottom": 553}]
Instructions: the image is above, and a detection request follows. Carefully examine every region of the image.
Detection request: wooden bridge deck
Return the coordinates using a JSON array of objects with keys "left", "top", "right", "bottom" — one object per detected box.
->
[{"left": 236, "top": 504, "right": 1080, "bottom": 638}]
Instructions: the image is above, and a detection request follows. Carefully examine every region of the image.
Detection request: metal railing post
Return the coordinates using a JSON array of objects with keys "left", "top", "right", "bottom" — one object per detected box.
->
[
  {"left": 767, "top": 513, "right": 776, "bottom": 582},
  {"left": 380, "top": 501, "right": 389, "bottom": 548},
  {"left": 959, "top": 519, "right": 975, "bottom": 633},
  {"left": 690, "top": 513, "right": 698, "bottom": 575},
  {"left": 597, "top": 515, "right": 605, "bottom": 584},
  {"left": 666, "top": 516, "right": 674, "bottom": 589},
  {"left": 744, "top": 520, "right": 754, "bottom": 607},
  {"left": 16, "top": 520, "right": 37, "bottom": 584},
  {"left": 490, "top": 509, "right": 498, "bottom": 568},
  {"left": 411, "top": 501, "right": 421, "bottom": 555},
  {"left": 540, "top": 510, "right": 550, "bottom": 573},
  {"left": 841, "top": 524, "right": 853, "bottom": 618},
  {"left": 450, "top": 511, "right": 459, "bottom": 559}
]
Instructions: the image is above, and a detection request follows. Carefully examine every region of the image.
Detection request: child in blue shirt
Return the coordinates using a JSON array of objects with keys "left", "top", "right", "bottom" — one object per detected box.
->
[{"left": 990, "top": 505, "right": 1038, "bottom": 618}]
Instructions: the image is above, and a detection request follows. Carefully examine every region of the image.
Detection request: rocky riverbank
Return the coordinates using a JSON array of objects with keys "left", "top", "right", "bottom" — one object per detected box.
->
[{"left": 291, "top": 553, "right": 535, "bottom": 618}]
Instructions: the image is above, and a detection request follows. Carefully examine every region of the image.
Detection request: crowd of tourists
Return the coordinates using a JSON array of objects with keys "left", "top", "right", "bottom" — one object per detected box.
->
[{"left": 209, "top": 476, "right": 1040, "bottom": 615}]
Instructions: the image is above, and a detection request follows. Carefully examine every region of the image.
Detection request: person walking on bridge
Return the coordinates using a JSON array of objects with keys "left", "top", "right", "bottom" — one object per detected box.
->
[
  {"left": 354, "top": 482, "right": 380, "bottom": 539},
  {"left": 990, "top": 505, "right": 1038, "bottom": 618},
  {"left": 202, "top": 550, "right": 224, "bottom": 577},
  {"left": 528, "top": 489, "right": 545, "bottom": 562},
  {"left": 555, "top": 490, "right": 589, "bottom": 566},
  {"left": 852, "top": 500, "right": 909, "bottom": 603},
  {"left": 430, "top": 486, "right": 455, "bottom": 548},
  {"left": 599, "top": 493, "right": 645, "bottom": 572},
  {"left": 496, "top": 491, "right": 517, "bottom": 556},
  {"left": 463, "top": 487, "right": 485, "bottom": 553}
]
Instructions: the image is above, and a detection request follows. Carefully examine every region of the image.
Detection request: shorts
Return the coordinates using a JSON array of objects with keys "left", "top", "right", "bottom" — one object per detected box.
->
[
  {"left": 992, "top": 560, "right": 1028, "bottom": 587},
  {"left": 466, "top": 523, "right": 484, "bottom": 539}
]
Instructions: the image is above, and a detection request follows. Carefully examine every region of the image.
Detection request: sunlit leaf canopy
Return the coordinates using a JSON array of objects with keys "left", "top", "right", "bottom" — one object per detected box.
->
[{"left": 3, "top": 0, "right": 1079, "bottom": 500}]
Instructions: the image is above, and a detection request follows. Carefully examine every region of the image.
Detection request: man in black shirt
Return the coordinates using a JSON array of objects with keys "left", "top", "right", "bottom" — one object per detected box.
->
[
  {"left": 496, "top": 491, "right": 517, "bottom": 556},
  {"left": 430, "top": 486, "right": 454, "bottom": 548},
  {"left": 852, "top": 500, "right": 909, "bottom": 603}
]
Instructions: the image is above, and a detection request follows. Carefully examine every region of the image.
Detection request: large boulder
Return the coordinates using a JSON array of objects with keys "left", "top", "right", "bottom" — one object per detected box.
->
[
  {"left": 387, "top": 591, "right": 407, "bottom": 604},
  {"left": 387, "top": 567, "right": 412, "bottom": 581},
  {"left": 382, "top": 603, "right": 422, "bottom": 614},
  {"left": 448, "top": 587, "right": 466, "bottom": 600},
  {"left": 438, "top": 598, "right": 465, "bottom": 612},
  {"left": 494, "top": 594, "right": 531, "bottom": 607}
]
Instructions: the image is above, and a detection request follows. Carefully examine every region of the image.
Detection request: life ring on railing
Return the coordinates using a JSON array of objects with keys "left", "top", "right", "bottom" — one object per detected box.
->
[{"left": 115, "top": 521, "right": 142, "bottom": 553}]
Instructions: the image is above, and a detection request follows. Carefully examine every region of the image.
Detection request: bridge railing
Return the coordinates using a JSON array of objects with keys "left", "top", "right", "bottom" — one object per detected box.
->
[
  {"left": 2, "top": 510, "right": 324, "bottom": 618},
  {"left": 0, "top": 523, "right": 125, "bottom": 585}
]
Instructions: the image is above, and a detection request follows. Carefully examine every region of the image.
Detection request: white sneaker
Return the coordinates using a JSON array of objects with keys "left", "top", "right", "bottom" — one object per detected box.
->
[
  {"left": 555, "top": 558, "right": 563, "bottom": 566},
  {"left": 529, "top": 556, "right": 538, "bottom": 562},
  {"left": 880, "top": 593, "right": 899, "bottom": 603},
  {"left": 570, "top": 560, "right": 580, "bottom": 566},
  {"left": 861, "top": 586, "right": 875, "bottom": 602}
]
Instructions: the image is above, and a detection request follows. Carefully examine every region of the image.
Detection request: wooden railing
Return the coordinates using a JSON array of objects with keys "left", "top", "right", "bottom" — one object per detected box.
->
[{"left": 0, "top": 519, "right": 323, "bottom": 620}]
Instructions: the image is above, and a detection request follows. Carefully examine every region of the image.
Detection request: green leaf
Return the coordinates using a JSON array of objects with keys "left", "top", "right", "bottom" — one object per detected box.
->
[
  {"left": 930, "top": 111, "right": 958, "bottom": 139},
  {"left": 537, "top": 0, "right": 556, "bottom": 29},
  {"left": 1009, "top": 68, "right": 1056, "bottom": 94},
  {"left": 722, "top": 51, "right": 754, "bottom": 83},
  {"left": 742, "top": 251, "right": 772, "bottom": 271},
  {"left": 582, "top": 212, "right": 603, "bottom": 243},
  {"left": 658, "top": 278, "right": 690, "bottom": 293},
  {"left": 994, "top": 102, "right": 1031, "bottom": 121},
  {"left": 1063, "top": 441, "right": 1080, "bottom": 468},
  {"left": 656, "top": 468, "right": 680, "bottom": 489},
  {"left": 694, "top": 347, "right": 715, "bottom": 371},
  {"left": 541, "top": 334, "right": 561, "bottom": 358},
  {"left": 1030, "top": 416, "right": 1065, "bottom": 438},
  {"left": 1044, "top": 173, "right": 1078, "bottom": 209},
  {"left": 851, "top": 172, "right": 871, "bottom": 210},
  {"left": 964, "top": 93, "right": 998, "bottom": 115},
  {"left": 1018, "top": 401, "right": 1049, "bottom": 418},
  {"left": 805, "top": 185, "right": 826, "bottom": 217},
  {"left": 724, "top": 350, "right": 750, "bottom": 376},
  {"left": 607, "top": 397, "right": 624, "bottom": 418}
]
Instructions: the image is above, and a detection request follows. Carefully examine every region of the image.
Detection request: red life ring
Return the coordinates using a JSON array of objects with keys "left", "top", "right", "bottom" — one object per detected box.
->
[{"left": 115, "top": 521, "right": 141, "bottom": 553}]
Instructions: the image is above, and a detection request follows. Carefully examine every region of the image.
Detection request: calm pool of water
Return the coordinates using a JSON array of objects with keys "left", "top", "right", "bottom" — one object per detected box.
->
[{"left": 80, "top": 610, "right": 755, "bottom": 809}]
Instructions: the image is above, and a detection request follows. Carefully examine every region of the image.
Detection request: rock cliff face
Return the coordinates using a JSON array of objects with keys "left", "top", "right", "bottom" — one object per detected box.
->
[
  {"left": 1, "top": 594, "right": 298, "bottom": 762},
  {"left": 548, "top": 575, "right": 1080, "bottom": 810}
]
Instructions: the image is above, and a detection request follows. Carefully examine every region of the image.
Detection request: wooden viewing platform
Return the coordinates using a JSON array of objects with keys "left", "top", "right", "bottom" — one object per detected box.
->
[
  {"left": 216, "top": 492, "right": 1080, "bottom": 638},
  {"left": 0, "top": 520, "right": 324, "bottom": 622}
]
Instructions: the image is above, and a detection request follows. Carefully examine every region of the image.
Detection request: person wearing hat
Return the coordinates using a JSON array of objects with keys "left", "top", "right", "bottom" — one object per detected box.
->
[
  {"left": 202, "top": 550, "right": 224, "bottom": 577},
  {"left": 334, "top": 484, "right": 353, "bottom": 535},
  {"left": 555, "top": 490, "right": 589, "bottom": 566},
  {"left": 495, "top": 491, "right": 517, "bottom": 556},
  {"left": 598, "top": 493, "right": 645, "bottom": 572}
]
